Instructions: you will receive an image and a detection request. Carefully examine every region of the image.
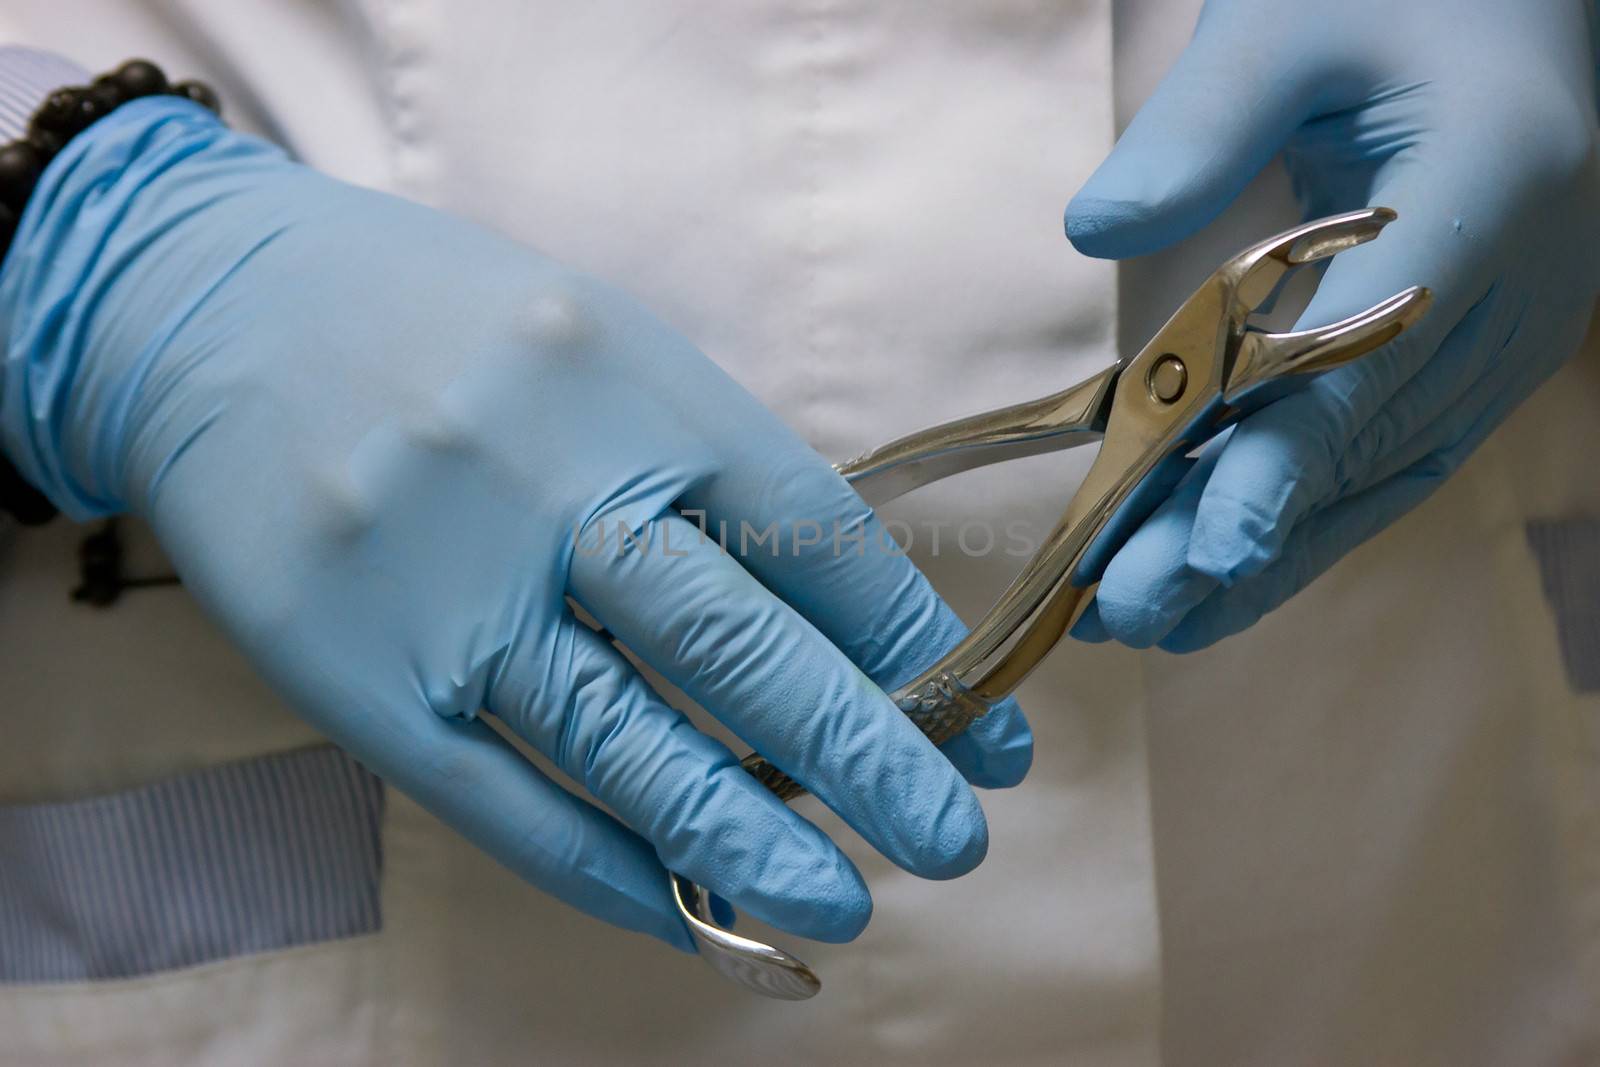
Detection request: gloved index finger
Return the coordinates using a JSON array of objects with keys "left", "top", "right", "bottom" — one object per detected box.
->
[
  {"left": 680, "top": 443, "right": 1034, "bottom": 791},
  {"left": 1064, "top": 8, "right": 1334, "bottom": 260}
]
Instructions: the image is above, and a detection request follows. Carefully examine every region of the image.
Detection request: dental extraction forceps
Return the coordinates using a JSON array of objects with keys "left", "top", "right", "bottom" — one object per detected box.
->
[{"left": 671, "top": 207, "right": 1432, "bottom": 1000}]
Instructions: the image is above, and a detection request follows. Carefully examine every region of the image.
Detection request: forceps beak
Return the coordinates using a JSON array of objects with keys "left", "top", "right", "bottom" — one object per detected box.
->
[
  {"left": 1227, "top": 285, "right": 1433, "bottom": 400},
  {"left": 671, "top": 875, "right": 822, "bottom": 1000},
  {"left": 1221, "top": 207, "right": 1433, "bottom": 400},
  {"left": 1229, "top": 206, "right": 1402, "bottom": 309}
]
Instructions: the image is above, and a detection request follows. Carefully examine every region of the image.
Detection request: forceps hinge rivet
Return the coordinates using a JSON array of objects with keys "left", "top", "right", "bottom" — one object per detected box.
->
[{"left": 1148, "top": 355, "right": 1187, "bottom": 403}]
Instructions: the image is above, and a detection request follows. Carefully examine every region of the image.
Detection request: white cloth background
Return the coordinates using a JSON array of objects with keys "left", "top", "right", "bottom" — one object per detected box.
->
[{"left": 3, "top": 2, "right": 1599, "bottom": 1063}]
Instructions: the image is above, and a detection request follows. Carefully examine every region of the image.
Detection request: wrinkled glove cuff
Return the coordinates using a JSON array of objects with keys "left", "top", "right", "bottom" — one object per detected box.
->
[
  {"left": 0, "top": 97, "right": 233, "bottom": 521},
  {"left": 0, "top": 47, "right": 89, "bottom": 523}
]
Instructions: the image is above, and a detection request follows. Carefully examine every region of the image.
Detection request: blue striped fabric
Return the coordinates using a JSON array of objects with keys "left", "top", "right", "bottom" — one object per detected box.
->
[
  {"left": 0, "top": 46, "right": 89, "bottom": 142},
  {"left": 1526, "top": 518, "right": 1600, "bottom": 695},
  {"left": 0, "top": 746, "right": 384, "bottom": 983}
]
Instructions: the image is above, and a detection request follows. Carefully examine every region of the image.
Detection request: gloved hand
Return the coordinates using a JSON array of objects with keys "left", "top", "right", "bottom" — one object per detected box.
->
[
  {"left": 1065, "top": 0, "right": 1600, "bottom": 651},
  {"left": 0, "top": 98, "right": 1032, "bottom": 949}
]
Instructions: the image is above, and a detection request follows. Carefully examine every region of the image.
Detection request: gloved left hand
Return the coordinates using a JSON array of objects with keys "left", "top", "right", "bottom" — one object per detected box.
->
[
  {"left": 1066, "top": 0, "right": 1600, "bottom": 651},
  {"left": 0, "top": 97, "right": 1032, "bottom": 951}
]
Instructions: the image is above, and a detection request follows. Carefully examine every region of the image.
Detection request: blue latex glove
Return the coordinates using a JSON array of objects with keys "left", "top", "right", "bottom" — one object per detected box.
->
[
  {"left": 0, "top": 98, "right": 1032, "bottom": 950},
  {"left": 1066, "top": 0, "right": 1600, "bottom": 651}
]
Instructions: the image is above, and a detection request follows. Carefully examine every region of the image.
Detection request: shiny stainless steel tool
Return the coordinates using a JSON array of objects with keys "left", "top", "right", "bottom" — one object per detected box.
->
[{"left": 672, "top": 207, "right": 1432, "bottom": 1000}]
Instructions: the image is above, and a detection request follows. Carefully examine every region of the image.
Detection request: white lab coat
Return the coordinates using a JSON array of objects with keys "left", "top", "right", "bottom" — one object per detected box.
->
[{"left": 0, "top": 2, "right": 1596, "bottom": 1064}]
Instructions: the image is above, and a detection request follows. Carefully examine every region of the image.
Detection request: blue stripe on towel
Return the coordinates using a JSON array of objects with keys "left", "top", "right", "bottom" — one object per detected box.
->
[
  {"left": 0, "top": 746, "right": 383, "bottom": 983},
  {"left": 0, "top": 47, "right": 91, "bottom": 142}
]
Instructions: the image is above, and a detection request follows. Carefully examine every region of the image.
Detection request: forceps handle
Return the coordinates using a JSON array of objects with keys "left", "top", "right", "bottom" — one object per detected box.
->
[
  {"left": 832, "top": 367, "right": 1116, "bottom": 508},
  {"left": 737, "top": 366, "right": 1119, "bottom": 802}
]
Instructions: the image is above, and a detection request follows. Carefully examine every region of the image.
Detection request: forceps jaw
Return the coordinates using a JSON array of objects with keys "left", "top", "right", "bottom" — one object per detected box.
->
[
  {"left": 1209, "top": 207, "right": 1432, "bottom": 407},
  {"left": 1225, "top": 284, "right": 1433, "bottom": 403},
  {"left": 1227, "top": 206, "right": 1401, "bottom": 311},
  {"left": 671, "top": 875, "right": 821, "bottom": 1001}
]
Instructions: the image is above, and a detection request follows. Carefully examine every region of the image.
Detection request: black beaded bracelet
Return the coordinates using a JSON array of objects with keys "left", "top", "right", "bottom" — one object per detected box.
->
[{"left": 0, "top": 59, "right": 221, "bottom": 526}]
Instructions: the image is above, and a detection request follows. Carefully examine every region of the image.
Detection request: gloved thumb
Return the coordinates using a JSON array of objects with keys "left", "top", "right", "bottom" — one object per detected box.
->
[{"left": 1065, "top": 16, "right": 1323, "bottom": 259}]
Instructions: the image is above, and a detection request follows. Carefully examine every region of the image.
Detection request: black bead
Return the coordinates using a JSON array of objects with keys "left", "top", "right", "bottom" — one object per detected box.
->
[
  {"left": 4, "top": 484, "right": 58, "bottom": 525},
  {"left": 87, "top": 80, "right": 124, "bottom": 115},
  {"left": 4, "top": 484, "right": 57, "bottom": 525},
  {"left": 173, "top": 80, "right": 221, "bottom": 115},
  {"left": 0, "top": 141, "right": 42, "bottom": 206},
  {"left": 31, "top": 87, "right": 87, "bottom": 134},
  {"left": 27, "top": 129, "right": 64, "bottom": 158},
  {"left": 72, "top": 523, "right": 126, "bottom": 602},
  {"left": 111, "top": 59, "right": 168, "bottom": 99},
  {"left": 67, "top": 88, "right": 113, "bottom": 129},
  {"left": 44, "top": 89, "right": 105, "bottom": 134},
  {"left": 0, "top": 453, "right": 57, "bottom": 526}
]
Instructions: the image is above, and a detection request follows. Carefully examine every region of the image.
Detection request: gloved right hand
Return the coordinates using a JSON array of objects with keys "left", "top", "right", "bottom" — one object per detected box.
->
[
  {"left": 0, "top": 97, "right": 1032, "bottom": 949},
  {"left": 1064, "top": 0, "right": 1600, "bottom": 652}
]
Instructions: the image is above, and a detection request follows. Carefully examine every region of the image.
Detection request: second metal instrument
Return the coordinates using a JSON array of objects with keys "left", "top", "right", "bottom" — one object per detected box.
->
[{"left": 671, "top": 207, "right": 1432, "bottom": 1000}]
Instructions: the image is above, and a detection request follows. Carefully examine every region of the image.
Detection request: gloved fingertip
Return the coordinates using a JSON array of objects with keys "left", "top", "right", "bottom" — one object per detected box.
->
[
  {"left": 942, "top": 697, "right": 1033, "bottom": 789},
  {"left": 802, "top": 874, "right": 874, "bottom": 944},
  {"left": 1096, "top": 555, "right": 1223, "bottom": 650},
  {"left": 743, "top": 846, "right": 874, "bottom": 944},
  {"left": 1092, "top": 583, "right": 1179, "bottom": 649},
  {"left": 1064, "top": 195, "right": 1165, "bottom": 259},
  {"left": 1070, "top": 601, "right": 1112, "bottom": 643},
  {"left": 606, "top": 866, "right": 697, "bottom": 952},
  {"left": 901, "top": 785, "right": 989, "bottom": 882},
  {"left": 1156, "top": 572, "right": 1280, "bottom": 654},
  {"left": 924, "top": 804, "right": 990, "bottom": 881},
  {"left": 653, "top": 910, "right": 699, "bottom": 954},
  {"left": 969, "top": 747, "right": 1032, "bottom": 791}
]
